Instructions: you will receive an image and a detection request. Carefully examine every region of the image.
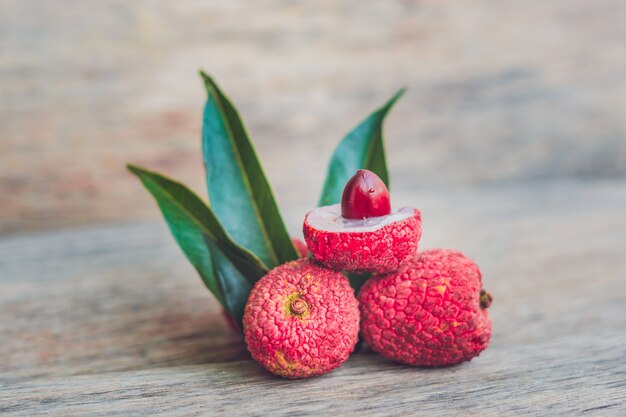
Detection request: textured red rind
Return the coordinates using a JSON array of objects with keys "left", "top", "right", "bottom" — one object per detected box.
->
[
  {"left": 358, "top": 249, "right": 492, "bottom": 367},
  {"left": 223, "top": 238, "right": 305, "bottom": 335},
  {"left": 303, "top": 208, "right": 421, "bottom": 274},
  {"left": 243, "top": 259, "right": 360, "bottom": 379}
]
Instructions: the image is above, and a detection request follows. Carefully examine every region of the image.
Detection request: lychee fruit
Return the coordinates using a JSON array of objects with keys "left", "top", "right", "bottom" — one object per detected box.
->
[
  {"left": 243, "top": 258, "right": 360, "bottom": 378},
  {"left": 358, "top": 249, "right": 492, "bottom": 366},
  {"left": 304, "top": 170, "right": 421, "bottom": 274}
]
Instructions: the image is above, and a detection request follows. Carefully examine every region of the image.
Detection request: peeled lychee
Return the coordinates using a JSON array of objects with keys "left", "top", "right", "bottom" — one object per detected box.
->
[
  {"left": 358, "top": 249, "right": 492, "bottom": 366},
  {"left": 243, "top": 258, "right": 360, "bottom": 378},
  {"left": 304, "top": 170, "right": 421, "bottom": 274}
]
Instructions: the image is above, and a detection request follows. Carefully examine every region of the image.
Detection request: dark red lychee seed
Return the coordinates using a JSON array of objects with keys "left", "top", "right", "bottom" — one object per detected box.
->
[{"left": 341, "top": 169, "right": 391, "bottom": 219}]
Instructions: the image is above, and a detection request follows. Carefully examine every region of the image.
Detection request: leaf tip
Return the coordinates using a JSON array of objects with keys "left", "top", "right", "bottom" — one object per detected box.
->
[
  {"left": 199, "top": 70, "right": 218, "bottom": 94},
  {"left": 382, "top": 87, "right": 407, "bottom": 112},
  {"left": 395, "top": 86, "right": 408, "bottom": 99},
  {"left": 198, "top": 69, "right": 210, "bottom": 80},
  {"left": 127, "top": 163, "right": 141, "bottom": 175}
]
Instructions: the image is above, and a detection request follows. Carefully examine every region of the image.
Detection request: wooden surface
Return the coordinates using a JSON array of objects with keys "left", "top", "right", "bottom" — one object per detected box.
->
[
  {"left": 2, "top": 179, "right": 626, "bottom": 416},
  {"left": 2, "top": 2, "right": 626, "bottom": 413},
  {"left": 2, "top": 0, "right": 626, "bottom": 234}
]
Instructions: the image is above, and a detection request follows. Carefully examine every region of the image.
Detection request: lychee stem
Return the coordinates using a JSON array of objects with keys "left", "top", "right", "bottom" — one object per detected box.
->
[
  {"left": 341, "top": 169, "right": 391, "bottom": 219},
  {"left": 480, "top": 289, "right": 493, "bottom": 309},
  {"left": 290, "top": 298, "right": 309, "bottom": 316}
]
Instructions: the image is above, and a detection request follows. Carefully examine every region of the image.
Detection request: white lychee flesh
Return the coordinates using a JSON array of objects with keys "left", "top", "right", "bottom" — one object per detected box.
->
[{"left": 305, "top": 204, "right": 415, "bottom": 233}]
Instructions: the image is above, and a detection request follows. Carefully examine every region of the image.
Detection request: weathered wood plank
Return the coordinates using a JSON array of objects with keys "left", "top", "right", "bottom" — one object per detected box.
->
[
  {"left": 1, "top": 180, "right": 626, "bottom": 415},
  {"left": 1, "top": 340, "right": 624, "bottom": 417}
]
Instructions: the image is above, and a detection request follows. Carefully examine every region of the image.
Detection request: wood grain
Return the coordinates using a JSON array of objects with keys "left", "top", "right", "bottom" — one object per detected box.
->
[
  {"left": 2, "top": 0, "right": 626, "bottom": 234},
  {"left": 2, "top": 180, "right": 625, "bottom": 415}
]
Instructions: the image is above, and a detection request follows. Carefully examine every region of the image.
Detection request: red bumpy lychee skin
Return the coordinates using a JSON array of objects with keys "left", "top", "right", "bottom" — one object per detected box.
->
[
  {"left": 304, "top": 207, "right": 421, "bottom": 274},
  {"left": 223, "top": 239, "right": 309, "bottom": 334},
  {"left": 243, "top": 259, "right": 360, "bottom": 379},
  {"left": 358, "top": 249, "right": 492, "bottom": 366},
  {"left": 341, "top": 169, "right": 391, "bottom": 219}
]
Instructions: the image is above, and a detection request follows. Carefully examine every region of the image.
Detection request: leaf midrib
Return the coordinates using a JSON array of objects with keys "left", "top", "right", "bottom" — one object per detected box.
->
[{"left": 204, "top": 78, "right": 280, "bottom": 267}]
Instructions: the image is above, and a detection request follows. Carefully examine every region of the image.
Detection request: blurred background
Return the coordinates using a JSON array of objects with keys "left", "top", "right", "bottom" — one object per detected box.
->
[
  {"left": 1, "top": 0, "right": 625, "bottom": 236},
  {"left": 2, "top": 3, "right": 626, "bottom": 411}
]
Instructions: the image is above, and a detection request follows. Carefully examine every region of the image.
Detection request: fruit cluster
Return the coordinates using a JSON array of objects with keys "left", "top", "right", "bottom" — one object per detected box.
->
[
  {"left": 244, "top": 169, "right": 492, "bottom": 378},
  {"left": 130, "top": 74, "right": 492, "bottom": 380}
]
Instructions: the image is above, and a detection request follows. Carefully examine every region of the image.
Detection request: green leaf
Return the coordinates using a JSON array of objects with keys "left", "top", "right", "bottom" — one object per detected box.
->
[
  {"left": 347, "top": 272, "right": 371, "bottom": 295},
  {"left": 205, "top": 238, "right": 252, "bottom": 327},
  {"left": 127, "top": 164, "right": 268, "bottom": 301},
  {"left": 318, "top": 89, "right": 405, "bottom": 207},
  {"left": 200, "top": 71, "right": 299, "bottom": 268}
]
